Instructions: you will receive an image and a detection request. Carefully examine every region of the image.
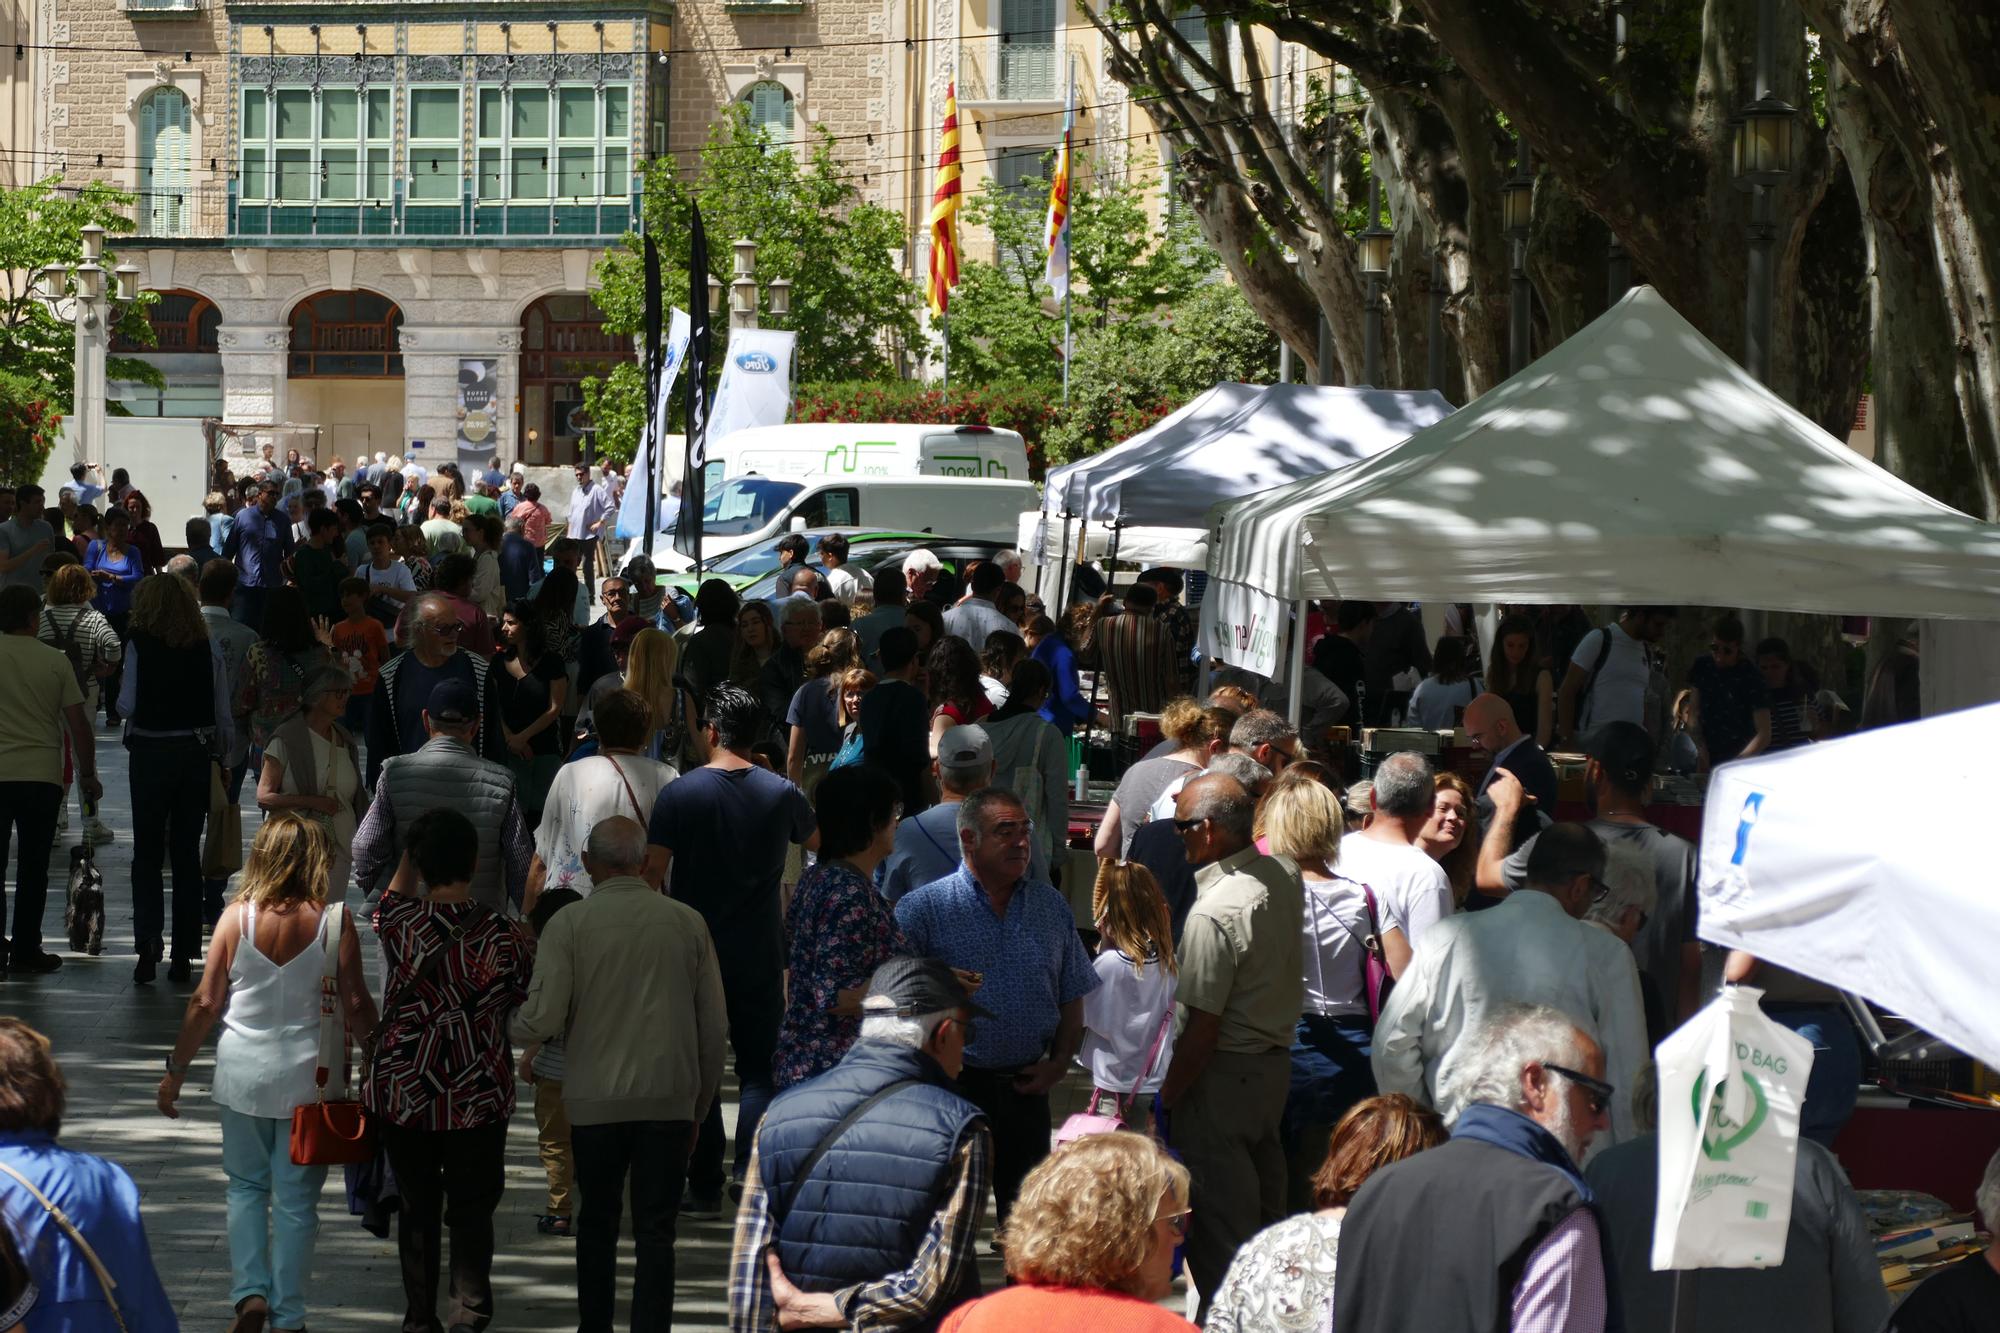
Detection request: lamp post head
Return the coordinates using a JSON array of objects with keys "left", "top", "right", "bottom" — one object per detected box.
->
[
  {"left": 706, "top": 273, "right": 724, "bottom": 313},
  {"left": 79, "top": 224, "right": 106, "bottom": 263},
  {"left": 34, "top": 262, "right": 69, "bottom": 302},
  {"left": 113, "top": 263, "right": 141, "bottom": 305},
  {"left": 1502, "top": 172, "right": 1535, "bottom": 240},
  {"left": 1357, "top": 224, "right": 1394, "bottom": 278},
  {"left": 73, "top": 261, "right": 105, "bottom": 303},
  {"left": 1733, "top": 95, "right": 1797, "bottom": 187},
  {"left": 732, "top": 237, "right": 757, "bottom": 280},
  {"left": 766, "top": 275, "right": 792, "bottom": 319}
]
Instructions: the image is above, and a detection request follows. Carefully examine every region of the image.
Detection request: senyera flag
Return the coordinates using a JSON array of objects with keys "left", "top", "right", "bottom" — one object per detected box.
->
[
  {"left": 1043, "top": 88, "right": 1072, "bottom": 300},
  {"left": 927, "top": 83, "right": 962, "bottom": 317}
]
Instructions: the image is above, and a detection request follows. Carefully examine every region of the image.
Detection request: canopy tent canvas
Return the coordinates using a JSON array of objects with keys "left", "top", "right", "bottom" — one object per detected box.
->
[
  {"left": 1696, "top": 705, "right": 2000, "bottom": 1069},
  {"left": 1203, "top": 286, "right": 2000, "bottom": 679},
  {"left": 1029, "top": 382, "right": 1452, "bottom": 594}
]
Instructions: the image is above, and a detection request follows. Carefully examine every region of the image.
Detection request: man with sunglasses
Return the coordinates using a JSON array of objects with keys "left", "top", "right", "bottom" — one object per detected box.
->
[
  {"left": 1335, "top": 1005, "right": 1617, "bottom": 1333},
  {"left": 732, "top": 957, "right": 993, "bottom": 1332},
  {"left": 1374, "top": 821, "right": 1648, "bottom": 1146},
  {"left": 365, "top": 591, "right": 505, "bottom": 786}
]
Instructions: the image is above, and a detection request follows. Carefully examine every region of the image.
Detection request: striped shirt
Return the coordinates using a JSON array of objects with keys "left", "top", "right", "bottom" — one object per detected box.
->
[{"left": 1097, "top": 611, "right": 1178, "bottom": 729}]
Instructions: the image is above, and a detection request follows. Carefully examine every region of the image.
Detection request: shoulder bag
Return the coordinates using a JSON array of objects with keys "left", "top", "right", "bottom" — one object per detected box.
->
[
  {"left": 0, "top": 1160, "right": 129, "bottom": 1333},
  {"left": 291, "top": 903, "right": 376, "bottom": 1166},
  {"left": 1313, "top": 874, "right": 1391, "bottom": 1025},
  {"left": 1058, "top": 999, "right": 1173, "bottom": 1143}
]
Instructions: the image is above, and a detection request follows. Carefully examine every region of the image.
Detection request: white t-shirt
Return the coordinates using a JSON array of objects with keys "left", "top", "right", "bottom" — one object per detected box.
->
[
  {"left": 364, "top": 559, "right": 417, "bottom": 597},
  {"left": 1301, "top": 872, "right": 1372, "bottom": 1018},
  {"left": 1571, "top": 622, "right": 1651, "bottom": 731},
  {"left": 1407, "top": 675, "right": 1477, "bottom": 730},
  {"left": 824, "top": 563, "right": 873, "bottom": 607},
  {"left": 1076, "top": 949, "right": 1177, "bottom": 1096},
  {"left": 535, "top": 752, "right": 678, "bottom": 895},
  {"left": 1333, "top": 834, "right": 1453, "bottom": 950}
]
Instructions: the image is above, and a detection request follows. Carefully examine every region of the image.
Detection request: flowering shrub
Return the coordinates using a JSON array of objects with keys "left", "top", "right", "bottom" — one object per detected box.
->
[{"left": 0, "top": 372, "right": 61, "bottom": 486}]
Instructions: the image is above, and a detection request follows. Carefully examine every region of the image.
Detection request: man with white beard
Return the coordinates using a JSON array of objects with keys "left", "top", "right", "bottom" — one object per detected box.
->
[
  {"left": 1371, "top": 821, "right": 1649, "bottom": 1146},
  {"left": 1333, "top": 1006, "right": 1617, "bottom": 1333}
]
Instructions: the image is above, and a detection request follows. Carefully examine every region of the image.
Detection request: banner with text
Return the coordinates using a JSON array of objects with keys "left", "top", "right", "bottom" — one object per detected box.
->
[
  {"left": 456, "top": 359, "right": 499, "bottom": 472},
  {"left": 1201, "top": 577, "right": 1288, "bottom": 681},
  {"left": 618, "top": 308, "right": 692, "bottom": 541},
  {"left": 705, "top": 328, "right": 797, "bottom": 448}
]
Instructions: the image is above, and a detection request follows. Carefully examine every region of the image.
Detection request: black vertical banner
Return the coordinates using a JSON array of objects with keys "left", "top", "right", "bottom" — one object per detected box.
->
[{"left": 675, "top": 202, "right": 712, "bottom": 567}]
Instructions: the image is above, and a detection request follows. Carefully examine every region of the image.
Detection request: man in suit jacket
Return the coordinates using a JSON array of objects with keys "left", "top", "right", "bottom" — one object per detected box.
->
[{"left": 1465, "top": 693, "right": 1559, "bottom": 817}]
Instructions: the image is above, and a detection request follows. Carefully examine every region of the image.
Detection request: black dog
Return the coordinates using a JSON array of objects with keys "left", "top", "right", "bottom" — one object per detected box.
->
[{"left": 66, "top": 843, "right": 105, "bottom": 956}]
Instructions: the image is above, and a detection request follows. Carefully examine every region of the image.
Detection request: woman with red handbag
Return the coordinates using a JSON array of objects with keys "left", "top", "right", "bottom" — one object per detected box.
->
[{"left": 158, "top": 813, "right": 378, "bottom": 1333}]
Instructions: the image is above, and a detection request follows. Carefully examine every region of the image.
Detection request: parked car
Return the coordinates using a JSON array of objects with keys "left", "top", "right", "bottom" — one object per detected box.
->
[{"left": 665, "top": 529, "right": 1008, "bottom": 602}]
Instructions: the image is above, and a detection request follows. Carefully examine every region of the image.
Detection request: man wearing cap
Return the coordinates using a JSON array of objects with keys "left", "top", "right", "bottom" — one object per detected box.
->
[
  {"left": 1478, "top": 720, "right": 1699, "bottom": 1040},
  {"left": 730, "top": 957, "right": 992, "bottom": 1331},
  {"left": 353, "top": 676, "right": 532, "bottom": 914},
  {"left": 221, "top": 478, "right": 295, "bottom": 627},
  {"left": 1375, "top": 821, "right": 1648, "bottom": 1145},
  {"left": 879, "top": 725, "right": 994, "bottom": 902},
  {"left": 512, "top": 815, "right": 728, "bottom": 1330},
  {"left": 896, "top": 788, "right": 1098, "bottom": 1228},
  {"left": 365, "top": 592, "right": 504, "bottom": 786}
]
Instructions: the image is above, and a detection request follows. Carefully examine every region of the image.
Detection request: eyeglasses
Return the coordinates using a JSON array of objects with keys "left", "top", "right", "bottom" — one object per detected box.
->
[
  {"left": 1589, "top": 875, "right": 1611, "bottom": 904},
  {"left": 428, "top": 621, "right": 464, "bottom": 636},
  {"left": 1172, "top": 816, "right": 1206, "bottom": 833},
  {"left": 944, "top": 1015, "right": 978, "bottom": 1044},
  {"left": 1543, "top": 1063, "right": 1615, "bottom": 1115},
  {"left": 602, "top": 586, "right": 629, "bottom": 599},
  {"left": 1157, "top": 1207, "right": 1193, "bottom": 1240}
]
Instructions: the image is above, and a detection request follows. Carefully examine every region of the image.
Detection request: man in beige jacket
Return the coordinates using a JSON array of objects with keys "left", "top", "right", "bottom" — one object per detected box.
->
[{"left": 512, "top": 815, "right": 728, "bottom": 1333}]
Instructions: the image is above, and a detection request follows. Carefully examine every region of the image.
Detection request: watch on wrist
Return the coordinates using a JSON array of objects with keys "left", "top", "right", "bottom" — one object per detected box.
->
[{"left": 164, "top": 1053, "right": 188, "bottom": 1078}]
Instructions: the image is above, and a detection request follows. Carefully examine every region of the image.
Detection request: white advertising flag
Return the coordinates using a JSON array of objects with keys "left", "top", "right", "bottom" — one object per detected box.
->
[
  {"left": 1651, "top": 986, "right": 1814, "bottom": 1271},
  {"left": 705, "top": 328, "right": 797, "bottom": 448},
  {"left": 1201, "top": 577, "right": 1287, "bottom": 680},
  {"left": 617, "top": 308, "right": 691, "bottom": 540}
]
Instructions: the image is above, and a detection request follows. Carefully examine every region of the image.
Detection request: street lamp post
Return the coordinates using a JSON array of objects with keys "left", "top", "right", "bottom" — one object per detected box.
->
[
  {"left": 1734, "top": 0, "right": 1796, "bottom": 385},
  {"left": 1356, "top": 177, "right": 1393, "bottom": 387},
  {"left": 1502, "top": 140, "right": 1535, "bottom": 376},
  {"left": 724, "top": 239, "right": 793, "bottom": 333},
  {"left": 30, "top": 224, "right": 142, "bottom": 473}
]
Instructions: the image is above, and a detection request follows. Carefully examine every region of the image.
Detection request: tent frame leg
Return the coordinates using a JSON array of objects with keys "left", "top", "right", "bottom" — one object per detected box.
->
[{"left": 1286, "top": 595, "right": 1308, "bottom": 727}]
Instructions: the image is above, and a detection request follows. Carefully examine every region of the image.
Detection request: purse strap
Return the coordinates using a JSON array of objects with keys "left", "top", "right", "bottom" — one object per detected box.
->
[
  {"left": 1095, "top": 996, "right": 1175, "bottom": 1119},
  {"left": 0, "top": 1160, "right": 130, "bottom": 1333},
  {"left": 603, "top": 754, "right": 646, "bottom": 822},
  {"left": 314, "top": 903, "right": 347, "bottom": 1098},
  {"left": 774, "top": 1080, "right": 921, "bottom": 1228}
]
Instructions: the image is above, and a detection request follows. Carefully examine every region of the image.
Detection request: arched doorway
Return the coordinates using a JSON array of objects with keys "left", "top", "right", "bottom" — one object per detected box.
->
[
  {"left": 287, "top": 291, "right": 405, "bottom": 465},
  {"left": 138, "top": 88, "right": 191, "bottom": 237},
  {"left": 520, "top": 292, "right": 631, "bottom": 466}
]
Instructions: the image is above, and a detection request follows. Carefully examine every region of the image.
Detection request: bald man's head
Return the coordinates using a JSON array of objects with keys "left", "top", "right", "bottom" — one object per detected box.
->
[{"left": 1463, "top": 692, "right": 1521, "bottom": 755}]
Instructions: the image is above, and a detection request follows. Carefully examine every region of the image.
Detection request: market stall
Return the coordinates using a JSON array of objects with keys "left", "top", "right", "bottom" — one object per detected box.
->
[
  {"left": 1202, "top": 286, "right": 2000, "bottom": 709},
  {"left": 1026, "top": 382, "right": 1453, "bottom": 598}
]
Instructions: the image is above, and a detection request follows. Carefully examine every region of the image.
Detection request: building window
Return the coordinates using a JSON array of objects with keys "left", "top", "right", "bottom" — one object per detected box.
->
[
  {"left": 1172, "top": 7, "right": 1215, "bottom": 91},
  {"left": 994, "top": 145, "right": 1051, "bottom": 266},
  {"left": 998, "top": 0, "right": 1058, "bottom": 100},
  {"left": 111, "top": 290, "right": 220, "bottom": 353},
  {"left": 521, "top": 293, "right": 631, "bottom": 466},
  {"left": 240, "top": 85, "right": 391, "bottom": 203},
  {"left": 288, "top": 291, "right": 404, "bottom": 378},
  {"left": 477, "top": 84, "right": 629, "bottom": 203},
  {"left": 742, "top": 80, "right": 795, "bottom": 145},
  {"left": 113, "top": 379, "right": 224, "bottom": 418},
  {"left": 408, "top": 86, "right": 461, "bottom": 204},
  {"left": 138, "top": 87, "right": 192, "bottom": 234}
]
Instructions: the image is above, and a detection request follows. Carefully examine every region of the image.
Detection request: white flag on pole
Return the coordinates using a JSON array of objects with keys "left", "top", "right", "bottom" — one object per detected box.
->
[
  {"left": 705, "top": 328, "right": 797, "bottom": 447},
  {"left": 617, "top": 307, "right": 691, "bottom": 540}
]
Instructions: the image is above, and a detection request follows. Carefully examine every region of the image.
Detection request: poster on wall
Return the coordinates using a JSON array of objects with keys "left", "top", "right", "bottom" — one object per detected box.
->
[{"left": 456, "top": 359, "right": 500, "bottom": 472}]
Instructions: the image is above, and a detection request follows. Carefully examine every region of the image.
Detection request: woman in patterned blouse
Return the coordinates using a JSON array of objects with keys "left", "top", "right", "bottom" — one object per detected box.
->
[
  {"left": 772, "top": 765, "right": 908, "bottom": 1089},
  {"left": 363, "top": 806, "right": 532, "bottom": 1333},
  {"left": 1203, "top": 1094, "right": 1446, "bottom": 1333}
]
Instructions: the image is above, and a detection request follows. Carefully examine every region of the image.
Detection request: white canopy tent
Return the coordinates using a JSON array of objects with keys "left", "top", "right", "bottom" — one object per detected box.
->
[
  {"left": 1696, "top": 707, "right": 2000, "bottom": 1069},
  {"left": 1203, "top": 286, "right": 2000, "bottom": 693},
  {"left": 1026, "top": 383, "right": 1452, "bottom": 596}
]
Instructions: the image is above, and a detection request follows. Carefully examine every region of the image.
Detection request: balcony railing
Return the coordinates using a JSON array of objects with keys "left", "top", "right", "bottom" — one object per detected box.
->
[
  {"left": 124, "top": 0, "right": 205, "bottom": 15},
  {"left": 958, "top": 36, "right": 1071, "bottom": 106},
  {"left": 226, "top": 181, "right": 641, "bottom": 246},
  {"left": 130, "top": 181, "right": 229, "bottom": 242}
]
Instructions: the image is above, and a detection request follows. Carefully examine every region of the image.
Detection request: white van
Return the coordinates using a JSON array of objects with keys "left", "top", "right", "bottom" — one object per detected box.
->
[
  {"left": 658, "top": 473, "right": 1039, "bottom": 570},
  {"left": 705, "top": 423, "right": 1030, "bottom": 486}
]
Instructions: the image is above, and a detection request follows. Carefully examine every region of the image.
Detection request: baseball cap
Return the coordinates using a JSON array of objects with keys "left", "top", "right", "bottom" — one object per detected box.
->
[
  {"left": 938, "top": 724, "right": 992, "bottom": 769},
  {"left": 426, "top": 678, "right": 477, "bottom": 725},
  {"left": 1582, "top": 720, "right": 1655, "bottom": 790},
  {"left": 861, "top": 956, "right": 993, "bottom": 1019}
]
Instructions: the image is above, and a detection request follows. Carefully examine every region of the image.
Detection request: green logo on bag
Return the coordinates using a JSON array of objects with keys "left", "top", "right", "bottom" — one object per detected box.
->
[{"left": 1691, "top": 1070, "right": 1769, "bottom": 1161}]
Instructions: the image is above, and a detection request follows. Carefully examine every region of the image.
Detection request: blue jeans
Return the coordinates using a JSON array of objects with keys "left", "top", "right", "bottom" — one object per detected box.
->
[
  {"left": 1283, "top": 1014, "right": 1377, "bottom": 1210},
  {"left": 1765, "top": 1003, "right": 1863, "bottom": 1147},
  {"left": 220, "top": 1106, "right": 329, "bottom": 1327},
  {"left": 693, "top": 974, "right": 781, "bottom": 1196}
]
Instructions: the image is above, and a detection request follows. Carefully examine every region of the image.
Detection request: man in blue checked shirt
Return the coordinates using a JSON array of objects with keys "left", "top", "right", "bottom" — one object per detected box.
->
[{"left": 895, "top": 788, "right": 1099, "bottom": 1227}]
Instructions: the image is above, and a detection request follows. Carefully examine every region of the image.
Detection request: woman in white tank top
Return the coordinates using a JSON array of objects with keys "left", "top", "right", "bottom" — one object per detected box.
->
[{"left": 156, "top": 813, "right": 378, "bottom": 1333}]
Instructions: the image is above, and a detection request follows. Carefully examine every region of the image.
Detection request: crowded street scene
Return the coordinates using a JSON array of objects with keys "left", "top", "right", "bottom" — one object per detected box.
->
[{"left": 4, "top": 0, "right": 2000, "bottom": 1329}]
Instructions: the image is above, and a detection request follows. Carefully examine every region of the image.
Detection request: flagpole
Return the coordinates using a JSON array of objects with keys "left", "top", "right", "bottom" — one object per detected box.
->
[{"left": 1061, "top": 55, "right": 1074, "bottom": 406}]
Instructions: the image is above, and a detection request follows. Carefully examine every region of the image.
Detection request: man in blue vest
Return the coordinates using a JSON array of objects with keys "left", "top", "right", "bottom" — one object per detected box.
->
[{"left": 728, "top": 957, "right": 992, "bottom": 1332}]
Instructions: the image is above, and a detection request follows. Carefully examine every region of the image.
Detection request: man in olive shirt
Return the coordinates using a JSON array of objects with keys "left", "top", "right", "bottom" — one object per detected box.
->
[{"left": 1159, "top": 772, "right": 1305, "bottom": 1317}]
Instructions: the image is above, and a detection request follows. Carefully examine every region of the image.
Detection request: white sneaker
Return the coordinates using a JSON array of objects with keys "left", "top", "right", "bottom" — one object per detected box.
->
[
  {"left": 56, "top": 806, "right": 69, "bottom": 833},
  {"left": 86, "top": 819, "right": 115, "bottom": 844}
]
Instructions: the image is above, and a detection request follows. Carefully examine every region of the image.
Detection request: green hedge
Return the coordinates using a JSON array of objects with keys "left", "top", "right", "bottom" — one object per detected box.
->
[
  {"left": 0, "top": 372, "right": 61, "bottom": 487},
  {"left": 792, "top": 381, "right": 1065, "bottom": 479}
]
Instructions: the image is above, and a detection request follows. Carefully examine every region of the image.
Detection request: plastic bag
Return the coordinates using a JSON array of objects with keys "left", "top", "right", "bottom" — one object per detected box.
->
[{"left": 1651, "top": 984, "right": 1815, "bottom": 1270}]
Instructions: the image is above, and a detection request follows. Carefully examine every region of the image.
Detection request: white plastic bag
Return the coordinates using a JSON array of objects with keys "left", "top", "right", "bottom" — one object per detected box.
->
[{"left": 1651, "top": 985, "right": 1815, "bottom": 1270}]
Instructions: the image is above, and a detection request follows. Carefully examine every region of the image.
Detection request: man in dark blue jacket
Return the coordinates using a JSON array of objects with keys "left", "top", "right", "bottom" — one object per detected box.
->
[
  {"left": 729, "top": 957, "right": 992, "bottom": 1332},
  {"left": 497, "top": 512, "right": 541, "bottom": 604}
]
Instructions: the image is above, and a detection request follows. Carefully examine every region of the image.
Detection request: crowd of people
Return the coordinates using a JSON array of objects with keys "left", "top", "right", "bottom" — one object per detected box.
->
[{"left": 0, "top": 449, "right": 1977, "bottom": 1333}]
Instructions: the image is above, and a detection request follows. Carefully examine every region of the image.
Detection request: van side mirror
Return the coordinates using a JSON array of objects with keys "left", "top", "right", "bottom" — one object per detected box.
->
[{"left": 790, "top": 515, "right": 807, "bottom": 532}]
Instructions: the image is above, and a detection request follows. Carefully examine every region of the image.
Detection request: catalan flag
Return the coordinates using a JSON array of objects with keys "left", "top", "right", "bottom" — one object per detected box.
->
[
  {"left": 927, "top": 82, "right": 962, "bottom": 317},
  {"left": 1043, "top": 87, "right": 1073, "bottom": 301}
]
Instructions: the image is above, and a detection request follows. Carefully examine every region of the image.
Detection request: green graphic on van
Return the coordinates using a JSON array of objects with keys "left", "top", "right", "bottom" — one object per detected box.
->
[
  {"left": 1691, "top": 1070, "right": 1769, "bottom": 1161},
  {"left": 822, "top": 441, "right": 900, "bottom": 474},
  {"left": 933, "top": 452, "right": 1010, "bottom": 478}
]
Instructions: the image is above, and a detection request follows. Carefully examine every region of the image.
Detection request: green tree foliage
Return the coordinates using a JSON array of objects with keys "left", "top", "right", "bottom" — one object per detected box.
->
[
  {"left": 0, "top": 178, "right": 162, "bottom": 421},
  {"left": 586, "top": 105, "right": 921, "bottom": 460}
]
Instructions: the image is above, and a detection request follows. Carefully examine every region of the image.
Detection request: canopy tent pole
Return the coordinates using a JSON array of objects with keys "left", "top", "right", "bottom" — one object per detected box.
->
[
  {"left": 1082, "top": 515, "right": 1126, "bottom": 763},
  {"left": 1051, "top": 507, "right": 1075, "bottom": 614},
  {"left": 1286, "top": 595, "right": 1309, "bottom": 726}
]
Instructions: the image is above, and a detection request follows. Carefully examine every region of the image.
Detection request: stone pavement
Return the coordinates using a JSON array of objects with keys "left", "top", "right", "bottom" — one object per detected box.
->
[{"left": 2, "top": 720, "right": 1195, "bottom": 1329}]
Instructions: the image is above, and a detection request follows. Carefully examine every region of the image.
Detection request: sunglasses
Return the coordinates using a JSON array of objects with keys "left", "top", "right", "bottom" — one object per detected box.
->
[
  {"left": 1172, "top": 816, "right": 1205, "bottom": 833},
  {"left": 428, "top": 621, "right": 465, "bottom": 635},
  {"left": 1543, "top": 1062, "right": 1615, "bottom": 1115}
]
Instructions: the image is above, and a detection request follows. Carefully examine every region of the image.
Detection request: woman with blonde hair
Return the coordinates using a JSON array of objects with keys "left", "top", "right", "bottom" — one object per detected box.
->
[
  {"left": 729, "top": 600, "right": 779, "bottom": 687},
  {"left": 1418, "top": 771, "right": 1480, "bottom": 906},
  {"left": 1077, "top": 861, "right": 1178, "bottom": 1134},
  {"left": 37, "top": 560, "right": 122, "bottom": 840},
  {"left": 157, "top": 813, "right": 379, "bottom": 1333},
  {"left": 623, "top": 626, "right": 693, "bottom": 767},
  {"left": 1263, "top": 775, "right": 1381, "bottom": 1210},
  {"left": 1094, "top": 697, "right": 1233, "bottom": 858},
  {"left": 785, "top": 629, "right": 861, "bottom": 791},
  {"left": 941, "top": 1133, "right": 1196, "bottom": 1329},
  {"left": 123, "top": 572, "right": 231, "bottom": 984},
  {"left": 1205, "top": 1094, "right": 1447, "bottom": 1332}
]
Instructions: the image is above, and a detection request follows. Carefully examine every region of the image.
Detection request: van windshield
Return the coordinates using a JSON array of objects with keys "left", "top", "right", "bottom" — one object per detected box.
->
[{"left": 702, "top": 477, "right": 803, "bottom": 537}]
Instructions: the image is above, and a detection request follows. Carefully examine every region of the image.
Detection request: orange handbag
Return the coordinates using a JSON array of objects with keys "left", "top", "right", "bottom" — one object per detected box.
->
[{"left": 290, "top": 904, "right": 377, "bottom": 1166}]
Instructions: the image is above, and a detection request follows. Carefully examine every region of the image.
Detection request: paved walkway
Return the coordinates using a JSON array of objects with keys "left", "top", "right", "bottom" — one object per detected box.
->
[{"left": 3, "top": 722, "right": 1194, "bottom": 1329}]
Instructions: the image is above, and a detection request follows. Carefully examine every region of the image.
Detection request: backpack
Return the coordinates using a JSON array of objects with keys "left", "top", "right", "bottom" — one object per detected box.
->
[{"left": 41, "top": 608, "right": 91, "bottom": 692}]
